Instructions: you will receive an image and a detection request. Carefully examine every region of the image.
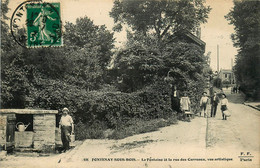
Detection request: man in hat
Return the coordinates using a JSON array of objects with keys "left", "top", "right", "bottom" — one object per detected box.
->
[
  {"left": 59, "top": 107, "right": 74, "bottom": 152},
  {"left": 210, "top": 91, "right": 220, "bottom": 117}
]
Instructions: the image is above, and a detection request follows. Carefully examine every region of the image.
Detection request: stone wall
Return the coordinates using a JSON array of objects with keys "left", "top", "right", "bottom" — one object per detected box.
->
[
  {"left": 15, "top": 132, "right": 33, "bottom": 148},
  {"left": 0, "top": 115, "right": 7, "bottom": 148},
  {"left": 33, "top": 114, "right": 56, "bottom": 152},
  {"left": 0, "top": 109, "right": 58, "bottom": 152}
]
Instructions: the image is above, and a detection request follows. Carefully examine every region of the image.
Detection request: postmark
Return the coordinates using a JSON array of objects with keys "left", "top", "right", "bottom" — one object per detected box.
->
[{"left": 10, "top": 0, "right": 62, "bottom": 48}]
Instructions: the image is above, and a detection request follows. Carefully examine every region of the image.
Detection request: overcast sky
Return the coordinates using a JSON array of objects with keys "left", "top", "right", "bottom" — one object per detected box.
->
[{"left": 7, "top": 0, "right": 238, "bottom": 71}]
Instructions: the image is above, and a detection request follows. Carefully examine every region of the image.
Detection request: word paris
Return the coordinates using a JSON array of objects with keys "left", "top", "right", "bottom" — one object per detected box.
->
[{"left": 11, "top": 0, "right": 62, "bottom": 48}]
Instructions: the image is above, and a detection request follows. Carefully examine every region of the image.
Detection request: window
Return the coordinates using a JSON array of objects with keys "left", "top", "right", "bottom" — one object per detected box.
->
[{"left": 16, "top": 114, "right": 33, "bottom": 131}]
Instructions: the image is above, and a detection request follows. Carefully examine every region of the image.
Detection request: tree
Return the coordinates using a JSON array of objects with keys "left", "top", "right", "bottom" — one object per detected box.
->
[
  {"left": 1, "top": 0, "right": 12, "bottom": 51},
  {"left": 1, "top": 0, "right": 28, "bottom": 107},
  {"left": 1, "top": 55, "right": 30, "bottom": 108},
  {"left": 113, "top": 44, "right": 163, "bottom": 92},
  {"left": 64, "top": 17, "right": 115, "bottom": 68},
  {"left": 63, "top": 17, "right": 115, "bottom": 90},
  {"left": 1, "top": 15, "right": 115, "bottom": 108},
  {"left": 225, "top": 0, "right": 260, "bottom": 99},
  {"left": 113, "top": 37, "right": 208, "bottom": 92},
  {"left": 110, "top": 0, "right": 211, "bottom": 43}
]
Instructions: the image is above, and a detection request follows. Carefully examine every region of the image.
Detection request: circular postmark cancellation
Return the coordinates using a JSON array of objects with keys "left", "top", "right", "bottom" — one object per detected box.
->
[{"left": 10, "top": 0, "right": 62, "bottom": 48}]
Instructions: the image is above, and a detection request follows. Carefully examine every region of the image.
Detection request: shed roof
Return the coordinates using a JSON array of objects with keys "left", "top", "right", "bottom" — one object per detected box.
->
[
  {"left": 0, "top": 109, "right": 58, "bottom": 114},
  {"left": 184, "top": 31, "right": 206, "bottom": 52},
  {"left": 220, "top": 69, "right": 232, "bottom": 72}
]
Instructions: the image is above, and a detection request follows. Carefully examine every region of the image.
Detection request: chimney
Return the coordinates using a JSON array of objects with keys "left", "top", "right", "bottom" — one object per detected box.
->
[{"left": 196, "top": 27, "right": 201, "bottom": 39}]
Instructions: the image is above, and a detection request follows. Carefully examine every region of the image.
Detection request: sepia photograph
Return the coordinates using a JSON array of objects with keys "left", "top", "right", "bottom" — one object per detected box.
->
[{"left": 0, "top": 0, "right": 259, "bottom": 168}]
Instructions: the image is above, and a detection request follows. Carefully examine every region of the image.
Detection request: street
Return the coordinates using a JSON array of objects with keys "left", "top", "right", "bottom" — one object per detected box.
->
[
  {"left": 206, "top": 90, "right": 260, "bottom": 168},
  {"left": 1, "top": 91, "right": 259, "bottom": 168}
]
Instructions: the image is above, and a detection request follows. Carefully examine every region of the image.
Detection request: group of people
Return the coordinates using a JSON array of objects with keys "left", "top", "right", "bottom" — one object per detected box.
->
[
  {"left": 231, "top": 86, "right": 240, "bottom": 94},
  {"left": 199, "top": 91, "right": 229, "bottom": 120},
  {"left": 171, "top": 86, "right": 229, "bottom": 120}
]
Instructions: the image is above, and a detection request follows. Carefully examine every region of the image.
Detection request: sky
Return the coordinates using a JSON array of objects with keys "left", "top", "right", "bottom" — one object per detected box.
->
[
  {"left": 7, "top": 0, "right": 238, "bottom": 71},
  {"left": 201, "top": 0, "right": 238, "bottom": 71}
]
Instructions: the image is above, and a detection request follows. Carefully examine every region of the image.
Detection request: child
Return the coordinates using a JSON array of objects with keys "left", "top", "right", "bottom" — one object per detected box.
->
[
  {"left": 200, "top": 92, "right": 209, "bottom": 117},
  {"left": 180, "top": 93, "right": 191, "bottom": 112},
  {"left": 220, "top": 94, "right": 229, "bottom": 120},
  {"left": 180, "top": 92, "right": 191, "bottom": 121}
]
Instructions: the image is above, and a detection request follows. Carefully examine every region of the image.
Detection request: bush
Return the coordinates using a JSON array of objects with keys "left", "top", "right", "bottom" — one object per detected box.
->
[
  {"left": 75, "top": 121, "right": 107, "bottom": 140},
  {"left": 72, "top": 81, "right": 177, "bottom": 139},
  {"left": 72, "top": 80, "right": 174, "bottom": 126}
]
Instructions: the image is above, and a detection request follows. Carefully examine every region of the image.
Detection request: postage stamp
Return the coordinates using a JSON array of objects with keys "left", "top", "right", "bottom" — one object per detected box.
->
[
  {"left": 10, "top": 1, "right": 62, "bottom": 48},
  {"left": 26, "top": 2, "right": 62, "bottom": 47}
]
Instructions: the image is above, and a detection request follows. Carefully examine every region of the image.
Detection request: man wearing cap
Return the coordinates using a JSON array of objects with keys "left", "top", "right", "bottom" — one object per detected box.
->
[
  {"left": 210, "top": 92, "right": 220, "bottom": 117},
  {"left": 59, "top": 107, "right": 74, "bottom": 152}
]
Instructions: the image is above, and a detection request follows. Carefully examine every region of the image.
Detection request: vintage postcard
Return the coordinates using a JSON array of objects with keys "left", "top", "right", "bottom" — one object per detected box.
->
[{"left": 1, "top": 0, "right": 259, "bottom": 168}]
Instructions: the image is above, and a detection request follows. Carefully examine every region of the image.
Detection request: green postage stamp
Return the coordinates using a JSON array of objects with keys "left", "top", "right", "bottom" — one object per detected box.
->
[{"left": 26, "top": 2, "right": 62, "bottom": 47}]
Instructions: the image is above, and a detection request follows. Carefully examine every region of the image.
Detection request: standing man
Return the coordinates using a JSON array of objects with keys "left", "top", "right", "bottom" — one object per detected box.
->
[
  {"left": 59, "top": 107, "right": 74, "bottom": 152},
  {"left": 210, "top": 92, "right": 219, "bottom": 117}
]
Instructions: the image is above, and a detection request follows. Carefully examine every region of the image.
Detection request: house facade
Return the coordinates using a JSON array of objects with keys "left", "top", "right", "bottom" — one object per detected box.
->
[{"left": 218, "top": 69, "right": 236, "bottom": 85}]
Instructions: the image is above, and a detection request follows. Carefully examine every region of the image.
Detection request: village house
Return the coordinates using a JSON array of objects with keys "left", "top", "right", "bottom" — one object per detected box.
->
[{"left": 218, "top": 69, "right": 236, "bottom": 85}]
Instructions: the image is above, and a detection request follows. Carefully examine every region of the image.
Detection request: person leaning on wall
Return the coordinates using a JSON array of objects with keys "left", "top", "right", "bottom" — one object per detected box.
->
[
  {"left": 171, "top": 85, "right": 181, "bottom": 113},
  {"left": 59, "top": 107, "right": 74, "bottom": 152}
]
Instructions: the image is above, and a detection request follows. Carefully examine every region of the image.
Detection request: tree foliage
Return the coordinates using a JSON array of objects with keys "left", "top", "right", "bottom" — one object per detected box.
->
[
  {"left": 110, "top": 0, "right": 210, "bottom": 110},
  {"left": 64, "top": 17, "right": 115, "bottom": 68},
  {"left": 226, "top": 0, "right": 260, "bottom": 99},
  {"left": 1, "top": 0, "right": 212, "bottom": 139},
  {"left": 1, "top": 15, "right": 115, "bottom": 108},
  {"left": 110, "top": 0, "right": 211, "bottom": 42},
  {"left": 113, "top": 31, "right": 208, "bottom": 92},
  {"left": 1, "top": 0, "right": 13, "bottom": 51}
]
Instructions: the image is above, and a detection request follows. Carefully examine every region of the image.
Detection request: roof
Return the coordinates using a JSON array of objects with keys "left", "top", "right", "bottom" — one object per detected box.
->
[
  {"left": 184, "top": 31, "right": 206, "bottom": 52},
  {"left": 219, "top": 69, "right": 233, "bottom": 73},
  {"left": 0, "top": 109, "right": 58, "bottom": 114},
  {"left": 167, "top": 30, "right": 206, "bottom": 52}
]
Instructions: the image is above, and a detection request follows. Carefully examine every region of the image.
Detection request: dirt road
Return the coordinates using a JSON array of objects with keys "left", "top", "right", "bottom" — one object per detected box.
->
[
  {"left": 206, "top": 90, "right": 260, "bottom": 168},
  {"left": 1, "top": 90, "right": 259, "bottom": 168}
]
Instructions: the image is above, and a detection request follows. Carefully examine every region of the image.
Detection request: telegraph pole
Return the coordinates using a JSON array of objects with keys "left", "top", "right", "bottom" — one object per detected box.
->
[
  {"left": 231, "top": 58, "right": 234, "bottom": 84},
  {"left": 217, "top": 45, "right": 219, "bottom": 72}
]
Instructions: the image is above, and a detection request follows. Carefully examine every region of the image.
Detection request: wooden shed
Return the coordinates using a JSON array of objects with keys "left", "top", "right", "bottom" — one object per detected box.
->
[{"left": 0, "top": 109, "right": 58, "bottom": 152}]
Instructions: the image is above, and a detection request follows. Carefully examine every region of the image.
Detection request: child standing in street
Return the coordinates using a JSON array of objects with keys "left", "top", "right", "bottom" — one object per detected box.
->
[
  {"left": 220, "top": 94, "right": 229, "bottom": 120},
  {"left": 180, "top": 92, "right": 192, "bottom": 121},
  {"left": 180, "top": 93, "right": 191, "bottom": 112},
  {"left": 200, "top": 92, "right": 209, "bottom": 117}
]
